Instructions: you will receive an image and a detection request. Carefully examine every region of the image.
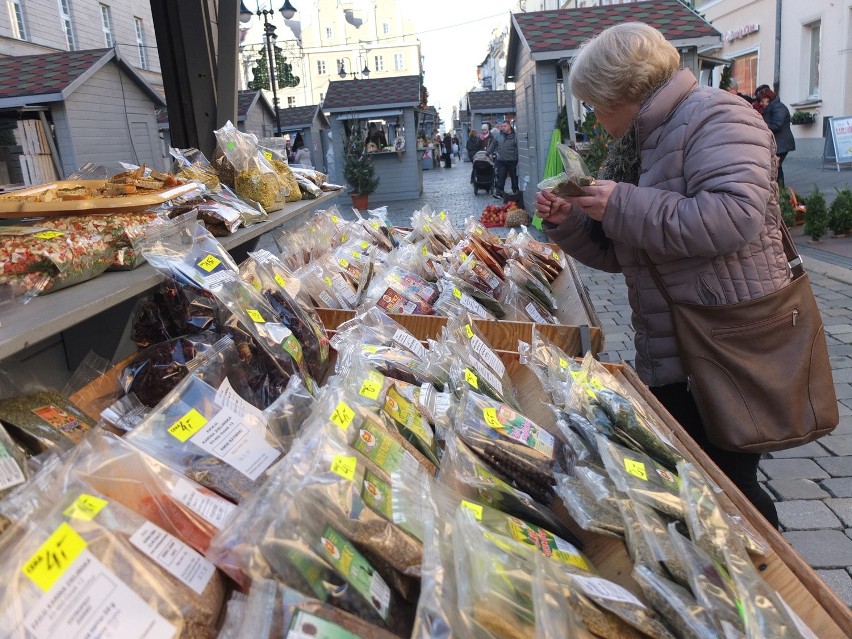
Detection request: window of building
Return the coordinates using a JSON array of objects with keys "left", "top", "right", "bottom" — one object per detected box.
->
[
  {"left": 374, "top": 55, "right": 384, "bottom": 71},
  {"left": 58, "top": 0, "right": 76, "bottom": 50},
  {"left": 287, "top": 96, "right": 296, "bottom": 107},
  {"left": 135, "top": 18, "right": 149, "bottom": 70},
  {"left": 731, "top": 51, "right": 758, "bottom": 97},
  {"left": 382, "top": 22, "right": 389, "bottom": 35},
  {"left": 100, "top": 4, "right": 113, "bottom": 46},
  {"left": 325, "top": 26, "right": 332, "bottom": 39},
  {"left": 807, "top": 21, "right": 821, "bottom": 98},
  {"left": 393, "top": 53, "right": 404, "bottom": 70},
  {"left": 317, "top": 59, "right": 326, "bottom": 75},
  {"left": 8, "top": 0, "right": 26, "bottom": 40}
]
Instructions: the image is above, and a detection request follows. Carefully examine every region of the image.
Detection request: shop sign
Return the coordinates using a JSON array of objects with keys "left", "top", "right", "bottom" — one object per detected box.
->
[{"left": 723, "top": 23, "right": 759, "bottom": 42}]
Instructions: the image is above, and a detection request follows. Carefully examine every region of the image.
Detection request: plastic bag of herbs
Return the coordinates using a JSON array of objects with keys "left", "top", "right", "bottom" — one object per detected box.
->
[
  {"left": 0, "top": 421, "right": 27, "bottom": 500},
  {"left": 217, "top": 579, "right": 400, "bottom": 639},
  {"left": 124, "top": 367, "right": 284, "bottom": 503},
  {"left": 407, "top": 205, "right": 461, "bottom": 256},
  {"left": 213, "top": 121, "right": 283, "bottom": 212},
  {"left": 0, "top": 472, "right": 226, "bottom": 639},
  {"left": 360, "top": 264, "right": 441, "bottom": 316},
  {"left": 207, "top": 427, "right": 418, "bottom": 637},
  {"left": 240, "top": 250, "right": 330, "bottom": 381},
  {"left": 57, "top": 428, "right": 237, "bottom": 554}
]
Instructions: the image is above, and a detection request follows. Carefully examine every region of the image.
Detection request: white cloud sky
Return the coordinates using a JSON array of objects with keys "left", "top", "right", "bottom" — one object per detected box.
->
[{"left": 396, "top": 0, "right": 517, "bottom": 131}]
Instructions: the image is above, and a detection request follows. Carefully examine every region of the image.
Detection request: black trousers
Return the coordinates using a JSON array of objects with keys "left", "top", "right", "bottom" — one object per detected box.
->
[
  {"left": 495, "top": 159, "right": 518, "bottom": 194},
  {"left": 650, "top": 383, "right": 779, "bottom": 529},
  {"left": 776, "top": 152, "right": 788, "bottom": 189}
]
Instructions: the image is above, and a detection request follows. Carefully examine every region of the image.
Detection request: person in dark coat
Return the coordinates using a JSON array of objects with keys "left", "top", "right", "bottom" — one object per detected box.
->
[
  {"left": 442, "top": 132, "right": 453, "bottom": 168},
  {"left": 757, "top": 87, "right": 795, "bottom": 188},
  {"left": 752, "top": 84, "right": 770, "bottom": 115},
  {"left": 466, "top": 130, "right": 479, "bottom": 162}
]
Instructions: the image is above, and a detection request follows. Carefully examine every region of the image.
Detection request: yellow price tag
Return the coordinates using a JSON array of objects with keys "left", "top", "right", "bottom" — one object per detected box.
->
[
  {"left": 274, "top": 274, "right": 287, "bottom": 288},
  {"left": 263, "top": 150, "right": 273, "bottom": 161},
  {"left": 331, "top": 215, "right": 340, "bottom": 223},
  {"left": 461, "top": 500, "right": 483, "bottom": 520},
  {"left": 22, "top": 522, "right": 87, "bottom": 592},
  {"left": 439, "top": 211, "right": 447, "bottom": 220},
  {"left": 552, "top": 251, "right": 559, "bottom": 261},
  {"left": 339, "top": 258, "right": 349, "bottom": 268},
  {"left": 341, "top": 234, "right": 348, "bottom": 242},
  {"left": 324, "top": 276, "right": 333, "bottom": 287},
  {"left": 483, "top": 407, "right": 502, "bottom": 430},
  {"left": 371, "top": 220, "right": 380, "bottom": 229},
  {"left": 362, "top": 345, "right": 379, "bottom": 354},
  {"left": 559, "top": 357, "right": 568, "bottom": 369},
  {"left": 246, "top": 309, "right": 265, "bottom": 323},
  {"left": 330, "top": 455, "right": 357, "bottom": 481},
  {"left": 197, "top": 254, "right": 222, "bottom": 272},
  {"left": 422, "top": 246, "right": 428, "bottom": 255},
  {"left": 330, "top": 402, "right": 356, "bottom": 431},
  {"left": 465, "top": 324, "right": 474, "bottom": 339},
  {"left": 359, "top": 371, "right": 384, "bottom": 401},
  {"left": 352, "top": 251, "right": 363, "bottom": 259},
  {"left": 360, "top": 241, "right": 370, "bottom": 249},
  {"left": 624, "top": 459, "right": 648, "bottom": 481},
  {"left": 475, "top": 228, "right": 483, "bottom": 235},
  {"left": 63, "top": 494, "right": 108, "bottom": 521},
  {"left": 453, "top": 288, "right": 463, "bottom": 299},
  {"left": 168, "top": 408, "right": 208, "bottom": 442},
  {"left": 464, "top": 368, "right": 479, "bottom": 389},
  {"left": 33, "top": 231, "right": 64, "bottom": 240}
]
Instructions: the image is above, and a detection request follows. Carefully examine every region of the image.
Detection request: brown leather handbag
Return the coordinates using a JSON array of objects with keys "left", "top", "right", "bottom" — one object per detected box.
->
[{"left": 644, "top": 223, "right": 838, "bottom": 452}]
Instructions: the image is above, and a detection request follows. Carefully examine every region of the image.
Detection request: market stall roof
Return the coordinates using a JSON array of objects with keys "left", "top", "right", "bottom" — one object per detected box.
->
[
  {"left": 0, "top": 47, "right": 165, "bottom": 109},
  {"left": 237, "top": 89, "right": 275, "bottom": 123},
  {"left": 324, "top": 75, "right": 421, "bottom": 112},
  {"left": 506, "top": 0, "right": 720, "bottom": 79},
  {"left": 467, "top": 90, "right": 515, "bottom": 113},
  {"left": 277, "top": 104, "right": 330, "bottom": 131}
]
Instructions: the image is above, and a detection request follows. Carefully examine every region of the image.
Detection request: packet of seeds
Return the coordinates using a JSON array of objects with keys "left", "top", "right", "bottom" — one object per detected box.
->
[
  {"left": 452, "top": 389, "right": 568, "bottom": 504},
  {"left": 667, "top": 522, "right": 746, "bottom": 637},
  {"left": 261, "top": 374, "right": 316, "bottom": 450},
  {"left": 549, "top": 408, "right": 597, "bottom": 464},
  {"left": 505, "top": 258, "right": 558, "bottom": 313},
  {"left": 332, "top": 333, "right": 440, "bottom": 390},
  {"left": 442, "top": 273, "right": 506, "bottom": 318},
  {"left": 504, "top": 227, "right": 566, "bottom": 282},
  {"left": 597, "top": 435, "right": 684, "bottom": 519},
  {"left": 0, "top": 479, "right": 226, "bottom": 638},
  {"left": 446, "top": 313, "right": 517, "bottom": 394},
  {"left": 58, "top": 429, "right": 236, "bottom": 554},
  {"left": 448, "top": 356, "right": 521, "bottom": 411},
  {"left": 337, "top": 307, "right": 428, "bottom": 360},
  {"left": 616, "top": 498, "right": 659, "bottom": 571},
  {"left": 530, "top": 554, "right": 584, "bottom": 639},
  {"left": 439, "top": 434, "right": 578, "bottom": 545},
  {"left": 125, "top": 371, "right": 283, "bottom": 502},
  {"left": 433, "top": 279, "right": 495, "bottom": 320},
  {"left": 554, "top": 466, "right": 625, "bottom": 538},
  {"left": 632, "top": 565, "right": 718, "bottom": 639},
  {"left": 449, "top": 249, "right": 505, "bottom": 299}
]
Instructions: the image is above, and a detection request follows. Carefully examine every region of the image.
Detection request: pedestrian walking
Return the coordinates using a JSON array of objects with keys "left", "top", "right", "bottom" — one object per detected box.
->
[
  {"left": 757, "top": 86, "right": 795, "bottom": 189},
  {"left": 535, "top": 22, "right": 790, "bottom": 528},
  {"left": 443, "top": 132, "right": 453, "bottom": 168},
  {"left": 725, "top": 77, "right": 753, "bottom": 104},
  {"left": 478, "top": 123, "right": 493, "bottom": 152},
  {"left": 466, "top": 130, "right": 479, "bottom": 163},
  {"left": 486, "top": 120, "right": 519, "bottom": 198},
  {"left": 752, "top": 84, "right": 770, "bottom": 115},
  {"left": 451, "top": 132, "right": 460, "bottom": 160}
]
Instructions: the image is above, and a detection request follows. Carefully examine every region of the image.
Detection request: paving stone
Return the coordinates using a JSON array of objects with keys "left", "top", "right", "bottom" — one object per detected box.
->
[
  {"left": 830, "top": 367, "right": 852, "bottom": 383},
  {"left": 826, "top": 498, "right": 852, "bottom": 526},
  {"left": 818, "top": 433, "right": 852, "bottom": 456},
  {"left": 766, "top": 441, "right": 830, "bottom": 458},
  {"left": 782, "top": 530, "right": 852, "bottom": 568},
  {"left": 815, "top": 569, "right": 852, "bottom": 606},
  {"left": 776, "top": 500, "right": 841, "bottom": 530},
  {"left": 834, "top": 383, "right": 852, "bottom": 400},
  {"left": 815, "top": 456, "right": 852, "bottom": 477},
  {"left": 766, "top": 478, "right": 829, "bottom": 500},
  {"left": 823, "top": 478, "right": 852, "bottom": 498},
  {"left": 759, "top": 458, "right": 830, "bottom": 480},
  {"left": 756, "top": 468, "right": 767, "bottom": 482},
  {"left": 825, "top": 322, "right": 852, "bottom": 334}
]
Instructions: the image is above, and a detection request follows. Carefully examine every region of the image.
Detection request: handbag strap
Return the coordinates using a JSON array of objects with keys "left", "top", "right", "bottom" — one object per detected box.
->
[{"left": 642, "top": 222, "right": 804, "bottom": 304}]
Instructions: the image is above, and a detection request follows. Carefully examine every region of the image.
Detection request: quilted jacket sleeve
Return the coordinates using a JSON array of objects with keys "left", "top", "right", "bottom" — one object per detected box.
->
[
  {"left": 546, "top": 209, "right": 622, "bottom": 273},
  {"left": 602, "top": 96, "right": 774, "bottom": 259}
]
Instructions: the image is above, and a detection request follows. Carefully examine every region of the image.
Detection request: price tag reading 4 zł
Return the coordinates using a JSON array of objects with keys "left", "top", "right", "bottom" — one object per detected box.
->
[
  {"left": 330, "top": 402, "right": 356, "bottom": 430},
  {"left": 624, "top": 459, "right": 648, "bottom": 481},
  {"left": 331, "top": 455, "right": 357, "bottom": 481},
  {"left": 22, "top": 522, "right": 87, "bottom": 591},
  {"left": 168, "top": 408, "right": 208, "bottom": 442},
  {"left": 63, "top": 494, "right": 108, "bottom": 521}
]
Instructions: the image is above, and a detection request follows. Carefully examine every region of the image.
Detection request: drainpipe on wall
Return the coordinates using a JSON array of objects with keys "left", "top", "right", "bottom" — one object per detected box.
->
[{"left": 773, "top": 0, "right": 782, "bottom": 93}]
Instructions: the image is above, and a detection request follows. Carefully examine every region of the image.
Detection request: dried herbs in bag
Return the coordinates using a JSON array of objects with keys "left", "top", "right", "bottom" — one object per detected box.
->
[
  {"left": 0, "top": 389, "right": 93, "bottom": 454},
  {"left": 0, "top": 421, "right": 27, "bottom": 499},
  {"left": 125, "top": 372, "right": 283, "bottom": 502},
  {"left": 554, "top": 467, "right": 625, "bottom": 538},
  {"left": 632, "top": 566, "right": 718, "bottom": 639},
  {"left": 214, "top": 121, "right": 283, "bottom": 211}
]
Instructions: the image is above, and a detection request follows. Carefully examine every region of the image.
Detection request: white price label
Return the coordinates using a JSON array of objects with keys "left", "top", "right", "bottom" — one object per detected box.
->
[
  {"left": 130, "top": 521, "right": 216, "bottom": 595},
  {"left": 459, "top": 292, "right": 488, "bottom": 318},
  {"left": 525, "top": 302, "right": 549, "bottom": 324},
  {"left": 22, "top": 550, "right": 175, "bottom": 639},
  {"left": 571, "top": 575, "right": 644, "bottom": 607},
  {"left": 169, "top": 478, "right": 236, "bottom": 529},
  {"left": 471, "top": 359, "right": 504, "bottom": 396},
  {"left": 0, "top": 445, "right": 25, "bottom": 492},
  {"left": 188, "top": 407, "right": 280, "bottom": 481},
  {"left": 470, "top": 335, "right": 505, "bottom": 377},
  {"left": 331, "top": 274, "right": 357, "bottom": 306},
  {"left": 215, "top": 378, "right": 267, "bottom": 425},
  {"left": 392, "top": 329, "right": 426, "bottom": 358}
]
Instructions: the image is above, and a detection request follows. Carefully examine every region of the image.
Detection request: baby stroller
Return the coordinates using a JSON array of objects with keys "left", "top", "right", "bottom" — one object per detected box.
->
[{"left": 471, "top": 150, "right": 495, "bottom": 195}]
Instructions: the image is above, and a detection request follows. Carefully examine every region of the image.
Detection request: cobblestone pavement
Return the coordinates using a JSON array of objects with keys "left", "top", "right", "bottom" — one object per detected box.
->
[{"left": 261, "top": 153, "right": 852, "bottom": 606}]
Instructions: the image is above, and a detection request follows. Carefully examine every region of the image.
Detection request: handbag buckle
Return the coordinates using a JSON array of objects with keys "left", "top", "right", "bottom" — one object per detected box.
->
[{"left": 789, "top": 256, "right": 803, "bottom": 270}]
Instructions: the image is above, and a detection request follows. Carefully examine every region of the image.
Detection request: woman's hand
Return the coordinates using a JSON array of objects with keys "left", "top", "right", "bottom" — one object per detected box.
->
[
  {"left": 535, "top": 189, "right": 573, "bottom": 225},
  {"left": 563, "top": 180, "right": 618, "bottom": 221}
]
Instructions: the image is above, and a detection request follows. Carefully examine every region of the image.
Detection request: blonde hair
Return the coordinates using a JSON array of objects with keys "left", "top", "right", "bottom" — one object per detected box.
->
[{"left": 569, "top": 22, "right": 680, "bottom": 108}]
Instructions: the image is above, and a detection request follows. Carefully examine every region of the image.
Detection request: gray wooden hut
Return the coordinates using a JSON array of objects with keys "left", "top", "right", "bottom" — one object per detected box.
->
[
  {"left": 237, "top": 89, "right": 276, "bottom": 139},
  {"left": 467, "top": 90, "right": 515, "bottom": 134},
  {"left": 324, "top": 75, "right": 423, "bottom": 201},
  {"left": 505, "top": 0, "right": 721, "bottom": 209},
  {"left": 277, "top": 104, "right": 331, "bottom": 172},
  {"left": 0, "top": 47, "right": 166, "bottom": 177}
]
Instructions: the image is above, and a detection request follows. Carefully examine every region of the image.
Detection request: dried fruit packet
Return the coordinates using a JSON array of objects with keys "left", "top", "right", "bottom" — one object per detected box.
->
[{"left": 409, "top": 205, "right": 460, "bottom": 255}]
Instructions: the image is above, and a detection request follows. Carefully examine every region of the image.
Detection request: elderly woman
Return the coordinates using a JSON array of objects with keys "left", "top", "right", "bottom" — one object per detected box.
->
[{"left": 536, "top": 23, "right": 786, "bottom": 527}]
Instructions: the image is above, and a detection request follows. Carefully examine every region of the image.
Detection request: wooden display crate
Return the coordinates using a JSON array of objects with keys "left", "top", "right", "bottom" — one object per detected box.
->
[{"left": 501, "top": 354, "right": 851, "bottom": 638}]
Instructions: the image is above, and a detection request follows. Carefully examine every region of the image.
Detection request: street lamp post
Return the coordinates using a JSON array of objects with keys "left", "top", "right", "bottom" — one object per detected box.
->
[
  {"left": 337, "top": 55, "right": 371, "bottom": 80},
  {"left": 240, "top": 1, "right": 298, "bottom": 137}
]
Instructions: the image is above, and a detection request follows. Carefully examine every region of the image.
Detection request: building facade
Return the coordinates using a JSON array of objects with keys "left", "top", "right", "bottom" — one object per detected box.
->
[
  {"left": 238, "top": 0, "right": 421, "bottom": 112},
  {"left": 0, "top": 0, "right": 162, "bottom": 92}
]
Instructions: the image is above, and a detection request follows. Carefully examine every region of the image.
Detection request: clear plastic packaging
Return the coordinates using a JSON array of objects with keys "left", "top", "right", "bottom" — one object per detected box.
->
[
  {"left": 0, "top": 421, "right": 27, "bottom": 499},
  {"left": 504, "top": 227, "right": 565, "bottom": 282},
  {"left": 501, "top": 279, "right": 558, "bottom": 324},
  {"left": 554, "top": 465, "right": 625, "bottom": 538},
  {"left": 433, "top": 280, "right": 494, "bottom": 320},
  {"left": 632, "top": 565, "right": 718, "bottom": 639},
  {"left": 505, "top": 258, "right": 558, "bottom": 314},
  {"left": 170, "top": 146, "right": 221, "bottom": 191},
  {"left": 361, "top": 265, "right": 439, "bottom": 315},
  {"left": 214, "top": 121, "right": 284, "bottom": 211}
]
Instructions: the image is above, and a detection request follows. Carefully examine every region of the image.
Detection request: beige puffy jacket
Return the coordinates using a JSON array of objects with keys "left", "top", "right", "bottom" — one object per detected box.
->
[{"left": 548, "top": 68, "right": 790, "bottom": 386}]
